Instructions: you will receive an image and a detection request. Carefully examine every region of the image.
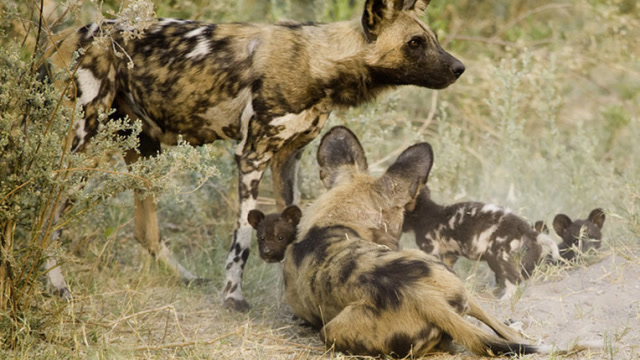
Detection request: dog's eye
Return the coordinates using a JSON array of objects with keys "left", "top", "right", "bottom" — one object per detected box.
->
[
  {"left": 278, "top": 236, "right": 284, "bottom": 241},
  {"left": 408, "top": 37, "right": 423, "bottom": 49},
  {"left": 259, "top": 236, "right": 265, "bottom": 241}
]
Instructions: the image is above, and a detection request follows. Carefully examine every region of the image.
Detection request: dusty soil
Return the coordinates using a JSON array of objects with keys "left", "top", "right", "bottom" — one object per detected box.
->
[{"left": 484, "top": 252, "right": 640, "bottom": 359}]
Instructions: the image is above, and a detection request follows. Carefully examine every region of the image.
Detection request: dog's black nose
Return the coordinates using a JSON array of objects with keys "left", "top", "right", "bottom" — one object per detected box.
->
[{"left": 452, "top": 62, "right": 465, "bottom": 78}]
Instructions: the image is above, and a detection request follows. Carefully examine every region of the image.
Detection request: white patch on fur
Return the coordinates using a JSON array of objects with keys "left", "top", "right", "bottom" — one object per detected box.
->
[
  {"left": 235, "top": 99, "right": 254, "bottom": 156},
  {"left": 83, "top": 23, "right": 99, "bottom": 38},
  {"left": 537, "top": 233, "right": 561, "bottom": 260},
  {"left": 185, "top": 27, "right": 206, "bottom": 38},
  {"left": 509, "top": 239, "right": 521, "bottom": 251},
  {"left": 75, "top": 68, "right": 101, "bottom": 106},
  {"left": 501, "top": 280, "right": 518, "bottom": 300},
  {"left": 248, "top": 39, "right": 260, "bottom": 55},
  {"left": 449, "top": 207, "right": 466, "bottom": 228},
  {"left": 157, "top": 18, "right": 184, "bottom": 28},
  {"left": 45, "top": 257, "right": 68, "bottom": 292},
  {"left": 186, "top": 38, "right": 210, "bottom": 59},
  {"left": 472, "top": 225, "right": 498, "bottom": 253},
  {"left": 269, "top": 111, "right": 312, "bottom": 139},
  {"left": 481, "top": 204, "right": 504, "bottom": 213}
]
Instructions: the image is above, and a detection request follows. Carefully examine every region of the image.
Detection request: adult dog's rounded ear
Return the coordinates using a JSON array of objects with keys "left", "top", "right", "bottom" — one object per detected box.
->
[
  {"left": 552, "top": 214, "right": 572, "bottom": 236},
  {"left": 362, "top": 0, "right": 432, "bottom": 40},
  {"left": 282, "top": 205, "right": 302, "bottom": 226},
  {"left": 383, "top": 142, "right": 434, "bottom": 200},
  {"left": 588, "top": 208, "right": 605, "bottom": 229},
  {"left": 317, "top": 126, "right": 368, "bottom": 189},
  {"left": 248, "top": 209, "right": 265, "bottom": 230}
]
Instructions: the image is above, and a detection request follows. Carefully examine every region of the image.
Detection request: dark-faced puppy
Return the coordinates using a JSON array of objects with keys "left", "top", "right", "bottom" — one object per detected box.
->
[
  {"left": 248, "top": 205, "right": 302, "bottom": 263},
  {"left": 403, "top": 187, "right": 561, "bottom": 299},
  {"left": 553, "top": 208, "right": 605, "bottom": 261}
]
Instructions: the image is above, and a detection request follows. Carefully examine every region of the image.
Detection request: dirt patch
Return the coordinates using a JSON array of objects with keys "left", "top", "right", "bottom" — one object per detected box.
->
[{"left": 477, "top": 253, "right": 640, "bottom": 359}]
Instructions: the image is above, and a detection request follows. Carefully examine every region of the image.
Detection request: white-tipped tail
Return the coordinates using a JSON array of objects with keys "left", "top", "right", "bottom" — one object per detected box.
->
[{"left": 536, "top": 233, "right": 561, "bottom": 261}]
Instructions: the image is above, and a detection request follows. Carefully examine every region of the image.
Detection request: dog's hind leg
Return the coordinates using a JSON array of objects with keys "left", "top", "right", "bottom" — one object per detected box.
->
[
  {"left": 43, "top": 199, "right": 73, "bottom": 299},
  {"left": 466, "top": 296, "right": 526, "bottom": 343},
  {"left": 321, "top": 303, "right": 443, "bottom": 357},
  {"left": 270, "top": 146, "right": 303, "bottom": 210},
  {"left": 123, "top": 131, "right": 199, "bottom": 283}
]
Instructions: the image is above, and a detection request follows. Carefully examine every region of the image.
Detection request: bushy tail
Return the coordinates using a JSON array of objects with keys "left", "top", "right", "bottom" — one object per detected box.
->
[
  {"left": 536, "top": 233, "right": 561, "bottom": 262},
  {"left": 423, "top": 298, "right": 539, "bottom": 356}
]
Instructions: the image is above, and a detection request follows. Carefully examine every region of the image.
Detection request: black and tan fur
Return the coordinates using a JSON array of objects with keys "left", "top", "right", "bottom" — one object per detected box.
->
[
  {"left": 552, "top": 208, "right": 605, "bottom": 261},
  {"left": 402, "top": 188, "right": 561, "bottom": 299},
  {"left": 248, "top": 205, "right": 301, "bottom": 263},
  {"left": 283, "top": 126, "right": 544, "bottom": 356},
  {"left": 42, "top": 0, "right": 464, "bottom": 309}
]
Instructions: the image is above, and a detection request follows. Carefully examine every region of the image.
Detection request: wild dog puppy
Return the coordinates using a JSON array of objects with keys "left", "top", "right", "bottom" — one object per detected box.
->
[
  {"left": 552, "top": 208, "right": 605, "bottom": 261},
  {"left": 402, "top": 188, "right": 561, "bottom": 299},
  {"left": 42, "top": 0, "right": 464, "bottom": 309},
  {"left": 283, "top": 126, "right": 542, "bottom": 357},
  {"left": 248, "top": 205, "right": 301, "bottom": 263}
]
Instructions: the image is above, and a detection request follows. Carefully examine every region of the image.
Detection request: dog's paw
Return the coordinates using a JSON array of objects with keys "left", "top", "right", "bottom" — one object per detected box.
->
[{"left": 223, "top": 297, "right": 251, "bottom": 313}]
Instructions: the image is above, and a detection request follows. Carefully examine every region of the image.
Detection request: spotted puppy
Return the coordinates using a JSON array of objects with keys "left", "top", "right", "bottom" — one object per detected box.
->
[
  {"left": 248, "top": 205, "right": 302, "bottom": 263},
  {"left": 282, "top": 126, "right": 552, "bottom": 357},
  {"left": 43, "top": 0, "right": 464, "bottom": 310},
  {"left": 552, "top": 208, "right": 605, "bottom": 261},
  {"left": 402, "top": 188, "right": 561, "bottom": 299}
]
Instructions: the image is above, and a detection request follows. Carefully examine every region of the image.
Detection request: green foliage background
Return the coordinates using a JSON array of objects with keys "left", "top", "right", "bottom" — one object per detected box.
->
[{"left": 0, "top": 0, "right": 638, "bottom": 358}]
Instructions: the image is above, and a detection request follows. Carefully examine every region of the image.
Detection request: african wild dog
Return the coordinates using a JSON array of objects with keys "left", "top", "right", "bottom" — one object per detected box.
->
[
  {"left": 43, "top": 0, "right": 464, "bottom": 310},
  {"left": 552, "top": 208, "right": 605, "bottom": 261},
  {"left": 283, "top": 126, "right": 588, "bottom": 357},
  {"left": 248, "top": 205, "right": 301, "bottom": 263},
  {"left": 402, "top": 188, "right": 561, "bottom": 299}
]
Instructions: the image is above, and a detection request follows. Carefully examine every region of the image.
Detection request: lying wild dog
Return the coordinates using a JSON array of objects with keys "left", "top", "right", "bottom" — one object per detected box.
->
[
  {"left": 42, "top": 0, "right": 464, "bottom": 309},
  {"left": 283, "top": 126, "right": 596, "bottom": 357},
  {"left": 402, "top": 188, "right": 561, "bottom": 299},
  {"left": 552, "top": 208, "right": 605, "bottom": 261},
  {"left": 248, "top": 205, "right": 302, "bottom": 263}
]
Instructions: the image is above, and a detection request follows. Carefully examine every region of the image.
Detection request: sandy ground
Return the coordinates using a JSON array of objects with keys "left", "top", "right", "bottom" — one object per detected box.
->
[{"left": 475, "top": 252, "right": 640, "bottom": 359}]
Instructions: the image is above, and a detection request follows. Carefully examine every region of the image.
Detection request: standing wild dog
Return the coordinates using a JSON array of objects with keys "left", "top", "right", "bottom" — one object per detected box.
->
[
  {"left": 43, "top": 0, "right": 464, "bottom": 310},
  {"left": 248, "top": 205, "right": 302, "bottom": 263},
  {"left": 402, "top": 188, "right": 561, "bottom": 299},
  {"left": 552, "top": 208, "right": 605, "bottom": 261},
  {"left": 284, "top": 126, "right": 579, "bottom": 357}
]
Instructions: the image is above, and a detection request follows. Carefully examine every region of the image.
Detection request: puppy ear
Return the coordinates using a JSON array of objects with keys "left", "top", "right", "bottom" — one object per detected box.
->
[
  {"left": 317, "top": 126, "right": 368, "bottom": 189},
  {"left": 381, "top": 142, "right": 434, "bottom": 202},
  {"left": 533, "top": 220, "right": 549, "bottom": 234},
  {"left": 248, "top": 209, "right": 265, "bottom": 229},
  {"left": 282, "top": 205, "right": 302, "bottom": 226},
  {"left": 552, "top": 214, "right": 572, "bottom": 236},
  {"left": 588, "top": 208, "right": 605, "bottom": 229}
]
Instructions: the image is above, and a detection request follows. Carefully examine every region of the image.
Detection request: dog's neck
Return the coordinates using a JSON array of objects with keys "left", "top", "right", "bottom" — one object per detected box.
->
[{"left": 304, "top": 19, "right": 394, "bottom": 107}]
